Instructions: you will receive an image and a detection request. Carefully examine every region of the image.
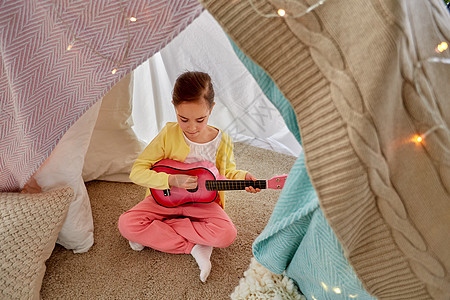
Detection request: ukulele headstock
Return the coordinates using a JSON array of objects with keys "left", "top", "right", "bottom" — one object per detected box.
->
[{"left": 267, "top": 175, "right": 288, "bottom": 190}]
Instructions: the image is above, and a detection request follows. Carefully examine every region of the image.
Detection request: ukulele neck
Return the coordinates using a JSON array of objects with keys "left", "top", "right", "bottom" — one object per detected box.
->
[{"left": 205, "top": 180, "right": 266, "bottom": 191}]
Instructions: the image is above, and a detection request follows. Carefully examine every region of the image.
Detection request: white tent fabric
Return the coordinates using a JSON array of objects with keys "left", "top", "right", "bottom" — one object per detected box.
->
[{"left": 132, "top": 11, "right": 302, "bottom": 157}]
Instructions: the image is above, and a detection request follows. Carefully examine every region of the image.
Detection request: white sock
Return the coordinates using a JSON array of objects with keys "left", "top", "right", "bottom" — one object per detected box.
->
[
  {"left": 190, "top": 244, "right": 213, "bottom": 282},
  {"left": 129, "top": 241, "right": 145, "bottom": 251}
]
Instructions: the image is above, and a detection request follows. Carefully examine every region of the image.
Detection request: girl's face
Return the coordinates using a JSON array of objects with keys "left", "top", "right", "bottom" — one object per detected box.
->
[{"left": 174, "top": 99, "right": 214, "bottom": 142}]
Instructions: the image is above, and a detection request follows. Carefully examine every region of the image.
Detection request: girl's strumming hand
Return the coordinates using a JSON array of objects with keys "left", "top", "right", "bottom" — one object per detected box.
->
[
  {"left": 168, "top": 174, "right": 198, "bottom": 190},
  {"left": 245, "top": 173, "right": 261, "bottom": 193}
]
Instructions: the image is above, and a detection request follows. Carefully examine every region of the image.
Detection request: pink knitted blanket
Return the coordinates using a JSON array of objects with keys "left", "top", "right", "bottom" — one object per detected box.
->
[{"left": 0, "top": 0, "right": 203, "bottom": 191}]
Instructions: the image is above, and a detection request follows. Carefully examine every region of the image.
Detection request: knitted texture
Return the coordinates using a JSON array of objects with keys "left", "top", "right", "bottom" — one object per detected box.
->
[
  {"left": 0, "top": 187, "right": 73, "bottom": 300},
  {"left": 252, "top": 151, "right": 375, "bottom": 299},
  {"left": 231, "top": 257, "right": 305, "bottom": 300},
  {"left": 199, "top": 0, "right": 450, "bottom": 298}
]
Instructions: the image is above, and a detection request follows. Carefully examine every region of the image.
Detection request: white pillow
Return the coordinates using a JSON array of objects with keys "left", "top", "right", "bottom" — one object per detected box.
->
[
  {"left": 82, "top": 72, "right": 145, "bottom": 182},
  {"left": 33, "top": 100, "right": 101, "bottom": 253}
]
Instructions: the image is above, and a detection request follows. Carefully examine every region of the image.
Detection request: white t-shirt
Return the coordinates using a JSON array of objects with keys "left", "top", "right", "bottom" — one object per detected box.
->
[{"left": 183, "top": 130, "right": 222, "bottom": 164}]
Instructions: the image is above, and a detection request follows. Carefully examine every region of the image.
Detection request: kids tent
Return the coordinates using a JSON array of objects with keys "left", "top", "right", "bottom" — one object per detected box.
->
[{"left": 1, "top": 1, "right": 300, "bottom": 253}]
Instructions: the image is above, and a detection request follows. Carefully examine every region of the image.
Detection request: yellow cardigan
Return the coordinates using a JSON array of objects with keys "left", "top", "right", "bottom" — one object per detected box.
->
[{"left": 129, "top": 122, "right": 247, "bottom": 208}]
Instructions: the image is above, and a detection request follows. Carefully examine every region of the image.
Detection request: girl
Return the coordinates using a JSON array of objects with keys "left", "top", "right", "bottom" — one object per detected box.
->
[{"left": 118, "top": 71, "right": 260, "bottom": 283}]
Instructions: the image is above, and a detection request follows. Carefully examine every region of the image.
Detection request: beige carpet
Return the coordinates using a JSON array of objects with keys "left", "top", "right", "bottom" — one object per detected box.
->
[{"left": 41, "top": 143, "right": 297, "bottom": 300}]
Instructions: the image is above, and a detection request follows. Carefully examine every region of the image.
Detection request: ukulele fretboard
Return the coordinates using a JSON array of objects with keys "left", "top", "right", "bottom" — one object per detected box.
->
[{"left": 205, "top": 180, "right": 266, "bottom": 191}]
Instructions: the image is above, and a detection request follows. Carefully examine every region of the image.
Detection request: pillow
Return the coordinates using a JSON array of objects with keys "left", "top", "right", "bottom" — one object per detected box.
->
[
  {"left": 0, "top": 187, "right": 73, "bottom": 300},
  {"left": 33, "top": 100, "right": 101, "bottom": 253},
  {"left": 231, "top": 258, "right": 304, "bottom": 300},
  {"left": 82, "top": 71, "right": 145, "bottom": 182}
]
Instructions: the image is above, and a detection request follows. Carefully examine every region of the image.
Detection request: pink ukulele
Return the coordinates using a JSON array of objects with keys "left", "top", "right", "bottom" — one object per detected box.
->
[{"left": 150, "top": 159, "right": 288, "bottom": 208}]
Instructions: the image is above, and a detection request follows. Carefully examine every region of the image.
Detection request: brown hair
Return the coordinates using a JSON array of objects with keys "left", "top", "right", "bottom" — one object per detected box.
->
[{"left": 172, "top": 71, "right": 215, "bottom": 108}]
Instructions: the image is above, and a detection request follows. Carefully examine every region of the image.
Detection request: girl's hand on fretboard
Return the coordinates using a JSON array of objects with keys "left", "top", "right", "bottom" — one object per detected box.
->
[{"left": 244, "top": 173, "right": 261, "bottom": 193}]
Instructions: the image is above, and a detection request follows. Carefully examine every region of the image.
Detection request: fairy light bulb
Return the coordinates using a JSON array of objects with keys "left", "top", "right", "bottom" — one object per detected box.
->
[
  {"left": 412, "top": 125, "right": 444, "bottom": 145},
  {"left": 129, "top": 16, "right": 137, "bottom": 22},
  {"left": 111, "top": 69, "right": 117, "bottom": 74},
  {"left": 332, "top": 287, "right": 342, "bottom": 294},
  {"left": 435, "top": 42, "right": 448, "bottom": 53},
  {"left": 277, "top": 9, "right": 286, "bottom": 17},
  {"left": 67, "top": 38, "right": 76, "bottom": 51},
  {"left": 412, "top": 134, "right": 424, "bottom": 144}
]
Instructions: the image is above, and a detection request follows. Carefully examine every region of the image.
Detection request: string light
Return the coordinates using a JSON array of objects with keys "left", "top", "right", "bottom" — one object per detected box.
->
[
  {"left": 277, "top": 9, "right": 286, "bottom": 17},
  {"left": 54, "top": 0, "right": 133, "bottom": 75},
  {"left": 320, "top": 281, "right": 329, "bottom": 291},
  {"left": 412, "top": 38, "right": 449, "bottom": 145},
  {"left": 249, "top": 0, "right": 327, "bottom": 18},
  {"left": 66, "top": 38, "right": 76, "bottom": 50},
  {"left": 412, "top": 125, "right": 445, "bottom": 145},
  {"left": 332, "top": 287, "right": 342, "bottom": 294},
  {"left": 349, "top": 294, "right": 359, "bottom": 298},
  {"left": 435, "top": 41, "right": 448, "bottom": 53},
  {"left": 414, "top": 135, "right": 423, "bottom": 143}
]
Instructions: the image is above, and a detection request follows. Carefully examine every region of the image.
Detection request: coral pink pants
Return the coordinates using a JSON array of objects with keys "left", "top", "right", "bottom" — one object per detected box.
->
[{"left": 118, "top": 195, "right": 237, "bottom": 254}]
